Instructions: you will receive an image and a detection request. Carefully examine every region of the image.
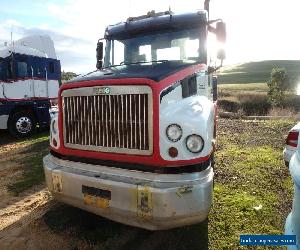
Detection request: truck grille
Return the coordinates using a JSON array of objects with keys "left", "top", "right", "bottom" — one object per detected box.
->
[{"left": 62, "top": 86, "right": 153, "bottom": 155}]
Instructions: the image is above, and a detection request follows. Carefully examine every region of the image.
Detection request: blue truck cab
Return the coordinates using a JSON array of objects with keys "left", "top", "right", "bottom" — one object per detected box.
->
[{"left": 0, "top": 35, "right": 60, "bottom": 137}]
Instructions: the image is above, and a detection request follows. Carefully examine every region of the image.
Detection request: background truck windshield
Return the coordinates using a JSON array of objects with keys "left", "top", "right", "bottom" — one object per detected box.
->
[
  {"left": 104, "top": 28, "right": 206, "bottom": 67},
  {"left": 0, "top": 59, "right": 3, "bottom": 80}
]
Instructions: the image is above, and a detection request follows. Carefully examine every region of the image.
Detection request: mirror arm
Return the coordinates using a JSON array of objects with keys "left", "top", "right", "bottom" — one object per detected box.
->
[
  {"left": 208, "top": 59, "right": 223, "bottom": 74},
  {"left": 208, "top": 25, "right": 216, "bottom": 34}
]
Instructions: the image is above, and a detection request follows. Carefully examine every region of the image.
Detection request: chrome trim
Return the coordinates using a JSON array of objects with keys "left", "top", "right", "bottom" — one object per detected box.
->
[{"left": 62, "top": 85, "right": 153, "bottom": 155}]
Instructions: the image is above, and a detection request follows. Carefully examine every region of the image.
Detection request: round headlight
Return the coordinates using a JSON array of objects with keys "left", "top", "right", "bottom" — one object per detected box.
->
[
  {"left": 186, "top": 135, "right": 204, "bottom": 153},
  {"left": 166, "top": 124, "right": 182, "bottom": 142}
]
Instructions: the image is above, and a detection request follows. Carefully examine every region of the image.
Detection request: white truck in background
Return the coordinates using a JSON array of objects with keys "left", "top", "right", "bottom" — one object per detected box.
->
[{"left": 0, "top": 35, "right": 61, "bottom": 137}]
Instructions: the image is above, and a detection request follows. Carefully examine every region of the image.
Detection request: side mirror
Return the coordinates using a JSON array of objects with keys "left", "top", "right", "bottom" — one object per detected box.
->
[
  {"left": 217, "top": 48, "right": 226, "bottom": 60},
  {"left": 216, "top": 22, "right": 226, "bottom": 60},
  {"left": 96, "top": 41, "right": 103, "bottom": 69},
  {"left": 216, "top": 22, "right": 226, "bottom": 43}
]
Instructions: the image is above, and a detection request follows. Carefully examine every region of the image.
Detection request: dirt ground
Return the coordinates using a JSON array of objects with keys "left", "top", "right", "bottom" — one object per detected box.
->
[
  {"left": 0, "top": 130, "right": 208, "bottom": 250},
  {"left": 0, "top": 119, "right": 294, "bottom": 250}
]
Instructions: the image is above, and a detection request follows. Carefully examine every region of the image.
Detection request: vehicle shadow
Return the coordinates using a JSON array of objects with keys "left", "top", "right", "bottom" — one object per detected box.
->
[
  {"left": 44, "top": 204, "right": 208, "bottom": 250},
  {"left": 0, "top": 128, "right": 49, "bottom": 147},
  {"left": 0, "top": 130, "right": 15, "bottom": 146}
]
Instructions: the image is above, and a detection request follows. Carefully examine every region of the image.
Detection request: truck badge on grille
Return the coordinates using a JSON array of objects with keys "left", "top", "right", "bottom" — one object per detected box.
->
[{"left": 93, "top": 87, "right": 110, "bottom": 95}]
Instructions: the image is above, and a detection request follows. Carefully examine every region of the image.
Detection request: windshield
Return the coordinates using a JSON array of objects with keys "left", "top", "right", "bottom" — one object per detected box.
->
[{"left": 104, "top": 28, "right": 206, "bottom": 67}]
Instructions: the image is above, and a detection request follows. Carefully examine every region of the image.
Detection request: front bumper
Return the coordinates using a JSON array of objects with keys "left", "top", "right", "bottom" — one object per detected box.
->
[{"left": 43, "top": 154, "right": 213, "bottom": 230}]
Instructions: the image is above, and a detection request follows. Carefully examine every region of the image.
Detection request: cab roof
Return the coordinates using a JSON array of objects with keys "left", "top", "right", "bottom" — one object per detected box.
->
[{"left": 105, "top": 10, "right": 208, "bottom": 40}]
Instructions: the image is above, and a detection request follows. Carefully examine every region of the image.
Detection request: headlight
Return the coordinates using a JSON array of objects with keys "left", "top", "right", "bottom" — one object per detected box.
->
[
  {"left": 186, "top": 134, "right": 204, "bottom": 153},
  {"left": 166, "top": 124, "right": 182, "bottom": 142}
]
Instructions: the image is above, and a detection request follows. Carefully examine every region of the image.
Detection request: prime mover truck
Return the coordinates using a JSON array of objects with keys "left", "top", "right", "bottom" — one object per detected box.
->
[
  {"left": 44, "top": 7, "right": 226, "bottom": 230},
  {"left": 0, "top": 35, "right": 60, "bottom": 137}
]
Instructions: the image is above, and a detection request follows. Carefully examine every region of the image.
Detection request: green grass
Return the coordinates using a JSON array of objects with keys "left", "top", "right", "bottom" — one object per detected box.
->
[
  {"left": 209, "top": 119, "right": 294, "bottom": 249},
  {"left": 40, "top": 119, "right": 294, "bottom": 249},
  {"left": 218, "top": 60, "right": 300, "bottom": 84},
  {"left": 218, "top": 83, "right": 268, "bottom": 92},
  {"left": 7, "top": 134, "right": 49, "bottom": 195}
]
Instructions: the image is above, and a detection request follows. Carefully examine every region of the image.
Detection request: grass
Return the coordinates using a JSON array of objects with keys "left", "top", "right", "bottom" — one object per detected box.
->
[
  {"left": 218, "top": 83, "right": 268, "bottom": 91},
  {"left": 209, "top": 119, "right": 294, "bottom": 249},
  {"left": 217, "top": 82, "right": 300, "bottom": 116},
  {"left": 7, "top": 133, "right": 49, "bottom": 195},
  {"left": 3, "top": 119, "right": 295, "bottom": 249},
  {"left": 218, "top": 60, "right": 300, "bottom": 84}
]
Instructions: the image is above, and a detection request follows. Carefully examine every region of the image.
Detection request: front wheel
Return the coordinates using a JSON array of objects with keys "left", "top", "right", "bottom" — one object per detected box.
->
[{"left": 8, "top": 112, "right": 36, "bottom": 138}]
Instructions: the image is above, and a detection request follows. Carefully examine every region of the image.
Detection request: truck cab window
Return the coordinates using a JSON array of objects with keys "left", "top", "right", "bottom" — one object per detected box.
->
[
  {"left": 49, "top": 62, "right": 55, "bottom": 73},
  {"left": 105, "top": 28, "right": 204, "bottom": 67},
  {"left": 0, "top": 60, "right": 3, "bottom": 80},
  {"left": 157, "top": 47, "right": 180, "bottom": 61},
  {"left": 6, "top": 60, "right": 13, "bottom": 79},
  {"left": 38, "top": 67, "right": 43, "bottom": 75},
  {"left": 139, "top": 45, "right": 151, "bottom": 62},
  {"left": 17, "top": 62, "right": 28, "bottom": 78},
  {"left": 181, "top": 75, "right": 197, "bottom": 98}
]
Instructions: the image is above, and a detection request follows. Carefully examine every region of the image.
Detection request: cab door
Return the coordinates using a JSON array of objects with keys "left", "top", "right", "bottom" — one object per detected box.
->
[{"left": 31, "top": 57, "right": 48, "bottom": 98}]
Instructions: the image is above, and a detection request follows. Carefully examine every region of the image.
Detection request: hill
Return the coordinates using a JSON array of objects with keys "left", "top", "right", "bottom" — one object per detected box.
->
[{"left": 218, "top": 60, "right": 300, "bottom": 84}]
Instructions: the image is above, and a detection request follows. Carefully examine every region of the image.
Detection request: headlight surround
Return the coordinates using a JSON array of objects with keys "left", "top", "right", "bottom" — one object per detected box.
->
[
  {"left": 166, "top": 124, "right": 182, "bottom": 142},
  {"left": 51, "top": 119, "right": 57, "bottom": 134},
  {"left": 186, "top": 134, "right": 204, "bottom": 153}
]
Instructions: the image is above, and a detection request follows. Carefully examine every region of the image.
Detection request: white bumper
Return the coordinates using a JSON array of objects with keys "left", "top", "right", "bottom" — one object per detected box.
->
[{"left": 43, "top": 154, "right": 213, "bottom": 230}]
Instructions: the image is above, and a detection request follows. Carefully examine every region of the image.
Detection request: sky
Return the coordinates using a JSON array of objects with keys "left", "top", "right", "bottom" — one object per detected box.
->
[{"left": 1, "top": 0, "right": 300, "bottom": 73}]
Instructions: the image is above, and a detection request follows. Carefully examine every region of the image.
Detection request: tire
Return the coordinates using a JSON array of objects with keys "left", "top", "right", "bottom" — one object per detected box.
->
[{"left": 8, "top": 112, "right": 36, "bottom": 138}]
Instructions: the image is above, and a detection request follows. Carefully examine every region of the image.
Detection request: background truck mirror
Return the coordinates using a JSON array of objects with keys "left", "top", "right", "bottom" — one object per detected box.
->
[
  {"left": 216, "top": 22, "right": 226, "bottom": 61},
  {"left": 217, "top": 48, "right": 226, "bottom": 60},
  {"left": 216, "top": 22, "right": 226, "bottom": 43}
]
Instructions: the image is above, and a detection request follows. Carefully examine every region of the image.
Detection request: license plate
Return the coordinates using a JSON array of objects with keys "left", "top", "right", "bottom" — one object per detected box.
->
[{"left": 82, "top": 185, "right": 111, "bottom": 209}]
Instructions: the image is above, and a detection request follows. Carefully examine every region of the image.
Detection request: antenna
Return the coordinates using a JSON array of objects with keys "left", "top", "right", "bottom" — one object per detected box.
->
[
  {"left": 204, "top": 0, "right": 210, "bottom": 20},
  {"left": 128, "top": 0, "right": 132, "bottom": 19}
]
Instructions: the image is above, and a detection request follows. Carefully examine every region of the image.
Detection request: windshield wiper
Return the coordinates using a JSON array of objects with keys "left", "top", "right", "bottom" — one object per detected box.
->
[
  {"left": 120, "top": 60, "right": 169, "bottom": 66},
  {"left": 102, "top": 60, "right": 169, "bottom": 69}
]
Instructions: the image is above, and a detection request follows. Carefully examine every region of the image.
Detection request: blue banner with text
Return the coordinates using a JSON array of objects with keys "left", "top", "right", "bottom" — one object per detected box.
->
[{"left": 240, "top": 235, "right": 296, "bottom": 246}]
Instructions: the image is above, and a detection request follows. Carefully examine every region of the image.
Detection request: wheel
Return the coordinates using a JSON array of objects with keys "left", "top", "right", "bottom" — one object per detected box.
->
[{"left": 8, "top": 112, "right": 36, "bottom": 138}]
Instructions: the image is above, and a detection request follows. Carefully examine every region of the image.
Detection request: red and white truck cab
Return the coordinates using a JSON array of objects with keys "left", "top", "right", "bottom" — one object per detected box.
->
[{"left": 43, "top": 9, "right": 226, "bottom": 230}]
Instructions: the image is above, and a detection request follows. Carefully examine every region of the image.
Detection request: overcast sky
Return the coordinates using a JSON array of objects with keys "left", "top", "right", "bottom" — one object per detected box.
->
[{"left": 1, "top": 0, "right": 300, "bottom": 73}]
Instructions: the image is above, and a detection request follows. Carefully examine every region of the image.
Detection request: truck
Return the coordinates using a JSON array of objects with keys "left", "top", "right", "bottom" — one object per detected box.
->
[
  {"left": 43, "top": 5, "right": 226, "bottom": 230},
  {"left": 0, "top": 35, "right": 61, "bottom": 138}
]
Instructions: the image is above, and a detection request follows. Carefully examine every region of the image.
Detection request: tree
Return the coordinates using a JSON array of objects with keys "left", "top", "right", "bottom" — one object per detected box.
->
[
  {"left": 61, "top": 71, "right": 78, "bottom": 81},
  {"left": 267, "top": 67, "right": 290, "bottom": 107}
]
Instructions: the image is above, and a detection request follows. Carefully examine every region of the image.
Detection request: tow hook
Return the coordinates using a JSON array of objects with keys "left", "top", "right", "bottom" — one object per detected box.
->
[{"left": 176, "top": 185, "right": 193, "bottom": 197}]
